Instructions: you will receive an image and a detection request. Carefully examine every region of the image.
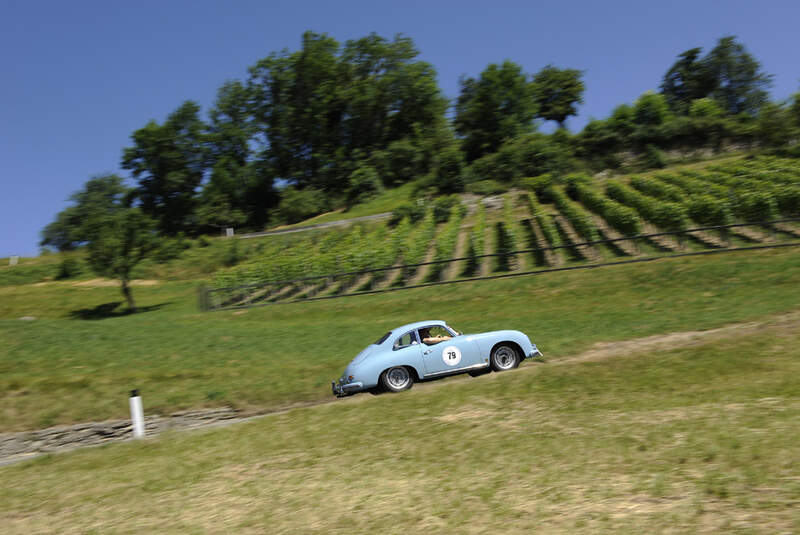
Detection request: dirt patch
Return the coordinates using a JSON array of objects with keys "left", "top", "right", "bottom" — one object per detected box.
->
[
  {"left": 71, "top": 278, "right": 159, "bottom": 287},
  {"left": 435, "top": 408, "right": 494, "bottom": 423},
  {"left": 558, "top": 310, "right": 800, "bottom": 366}
]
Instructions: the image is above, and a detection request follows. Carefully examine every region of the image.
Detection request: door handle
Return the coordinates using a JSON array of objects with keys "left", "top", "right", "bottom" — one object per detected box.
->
[{"left": 423, "top": 350, "right": 432, "bottom": 355}]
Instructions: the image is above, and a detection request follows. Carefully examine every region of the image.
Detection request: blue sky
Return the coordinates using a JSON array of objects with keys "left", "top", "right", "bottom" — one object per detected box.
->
[{"left": 2, "top": 0, "right": 799, "bottom": 257}]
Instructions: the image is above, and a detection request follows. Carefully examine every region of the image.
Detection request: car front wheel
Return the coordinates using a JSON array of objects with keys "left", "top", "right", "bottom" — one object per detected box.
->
[
  {"left": 491, "top": 345, "right": 520, "bottom": 371},
  {"left": 380, "top": 366, "right": 414, "bottom": 393}
]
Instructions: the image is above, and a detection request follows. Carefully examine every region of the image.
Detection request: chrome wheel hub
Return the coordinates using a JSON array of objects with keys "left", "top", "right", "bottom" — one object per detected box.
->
[
  {"left": 494, "top": 347, "right": 515, "bottom": 369},
  {"left": 387, "top": 367, "right": 410, "bottom": 389}
]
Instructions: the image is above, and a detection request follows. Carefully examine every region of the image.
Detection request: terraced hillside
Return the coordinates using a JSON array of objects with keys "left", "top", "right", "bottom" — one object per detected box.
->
[{"left": 206, "top": 156, "right": 800, "bottom": 309}]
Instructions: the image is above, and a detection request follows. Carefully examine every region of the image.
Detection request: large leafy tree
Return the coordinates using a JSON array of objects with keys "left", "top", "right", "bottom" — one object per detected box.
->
[
  {"left": 248, "top": 31, "right": 447, "bottom": 195},
  {"left": 41, "top": 175, "right": 130, "bottom": 251},
  {"left": 41, "top": 175, "right": 157, "bottom": 311},
  {"left": 454, "top": 61, "right": 537, "bottom": 162},
  {"left": 660, "top": 36, "right": 772, "bottom": 116},
  {"left": 201, "top": 80, "right": 277, "bottom": 230},
  {"left": 122, "top": 101, "right": 208, "bottom": 235},
  {"left": 705, "top": 36, "right": 772, "bottom": 115},
  {"left": 660, "top": 48, "right": 714, "bottom": 114},
  {"left": 531, "top": 65, "right": 585, "bottom": 128}
]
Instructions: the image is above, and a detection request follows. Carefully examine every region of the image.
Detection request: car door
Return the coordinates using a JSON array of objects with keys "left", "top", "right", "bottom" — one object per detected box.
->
[
  {"left": 419, "top": 329, "right": 483, "bottom": 376},
  {"left": 392, "top": 330, "right": 423, "bottom": 369}
]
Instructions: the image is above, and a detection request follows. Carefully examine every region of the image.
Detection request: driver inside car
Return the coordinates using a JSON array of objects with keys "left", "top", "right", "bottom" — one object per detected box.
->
[{"left": 419, "top": 327, "right": 452, "bottom": 345}]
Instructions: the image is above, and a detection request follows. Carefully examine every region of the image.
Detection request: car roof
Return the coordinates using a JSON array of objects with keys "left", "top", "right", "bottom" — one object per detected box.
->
[{"left": 389, "top": 320, "right": 448, "bottom": 338}]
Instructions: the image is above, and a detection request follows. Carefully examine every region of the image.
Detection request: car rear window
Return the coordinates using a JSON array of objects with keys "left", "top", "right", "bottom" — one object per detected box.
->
[{"left": 374, "top": 332, "right": 391, "bottom": 345}]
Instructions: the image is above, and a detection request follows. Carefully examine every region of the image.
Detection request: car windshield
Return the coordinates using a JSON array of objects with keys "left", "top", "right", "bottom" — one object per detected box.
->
[{"left": 374, "top": 332, "right": 392, "bottom": 345}]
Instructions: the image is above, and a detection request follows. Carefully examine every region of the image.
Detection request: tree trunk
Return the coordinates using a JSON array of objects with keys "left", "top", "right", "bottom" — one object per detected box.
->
[{"left": 121, "top": 279, "right": 136, "bottom": 312}]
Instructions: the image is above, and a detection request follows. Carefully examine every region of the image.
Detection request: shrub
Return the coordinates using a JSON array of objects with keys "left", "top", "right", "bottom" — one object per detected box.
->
[
  {"left": 549, "top": 186, "right": 599, "bottom": 241},
  {"left": 223, "top": 239, "right": 242, "bottom": 267},
  {"left": 390, "top": 201, "right": 427, "bottom": 225},
  {"left": 346, "top": 165, "right": 383, "bottom": 207},
  {"left": 432, "top": 195, "right": 460, "bottom": 223},
  {"left": 55, "top": 257, "right": 83, "bottom": 280},
  {"left": 564, "top": 173, "right": 592, "bottom": 200},
  {"left": 518, "top": 174, "right": 553, "bottom": 195},
  {"left": 650, "top": 203, "right": 690, "bottom": 231},
  {"left": 640, "top": 144, "right": 667, "bottom": 169},
  {"left": 734, "top": 191, "right": 779, "bottom": 222},
  {"left": 494, "top": 222, "right": 513, "bottom": 272},
  {"left": 686, "top": 195, "right": 733, "bottom": 226},
  {"left": 606, "top": 180, "right": 689, "bottom": 230},
  {"left": 431, "top": 146, "right": 466, "bottom": 193},
  {"left": 629, "top": 176, "right": 686, "bottom": 203},
  {"left": 523, "top": 192, "right": 560, "bottom": 246},
  {"left": 466, "top": 179, "right": 507, "bottom": 195},
  {"left": 772, "top": 185, "right": 800, "bottom": 217},
  {"left": 277, "top": 187, "right": 329, "bottom": 224},
  {"left": 575, "top": 183, "right": 643, "bottom": 236},
  {"left": 152, "top": 234, "right": 192, "bottom": 263},
  {"left": 429, "top": 204, "right": 465, "bottom": 281}
]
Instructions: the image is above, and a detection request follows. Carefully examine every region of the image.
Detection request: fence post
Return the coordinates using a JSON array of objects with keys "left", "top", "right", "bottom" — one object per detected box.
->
[
  {"left": 129, "top": 390, "right": 145, "bottom": 439},
  {"left": 197, "top": 283, "right": 208, "bottom": 311}
]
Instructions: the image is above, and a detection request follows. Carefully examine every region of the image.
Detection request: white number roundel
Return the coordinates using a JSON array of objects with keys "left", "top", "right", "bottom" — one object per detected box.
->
[{"left": 442, "top": 345, "right": 462, "bottom": 366}]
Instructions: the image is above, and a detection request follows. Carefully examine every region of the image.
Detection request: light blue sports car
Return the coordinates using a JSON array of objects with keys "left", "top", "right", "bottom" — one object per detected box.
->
[{"left": 332, "top": 320, "right": 542, "bottom": 397}]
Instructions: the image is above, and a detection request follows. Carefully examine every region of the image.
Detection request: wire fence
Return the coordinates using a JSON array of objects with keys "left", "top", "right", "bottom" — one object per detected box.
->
[{"left": 199, "top": 218, "right": 800, "bottom": 311}]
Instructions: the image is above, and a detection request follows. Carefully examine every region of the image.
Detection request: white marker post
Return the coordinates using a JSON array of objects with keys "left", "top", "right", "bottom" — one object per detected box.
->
[
  {"left": 129, "top": 389, "right": 145, "bottom": 439},
  {"left": 226, "top": 227, "right": 234, "bottom": 238}
]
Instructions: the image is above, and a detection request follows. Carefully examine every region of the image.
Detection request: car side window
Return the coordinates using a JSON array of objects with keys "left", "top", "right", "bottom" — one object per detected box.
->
[
  {"left": 419, "top": 325, "right": 454, "bottom": 345},
  {"left": 393, "top": 331, "right": 418, "bottom": 350}
]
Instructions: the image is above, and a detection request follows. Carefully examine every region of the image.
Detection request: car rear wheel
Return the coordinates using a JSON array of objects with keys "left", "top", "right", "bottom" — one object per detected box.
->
[
  {"left": 380, "top": 366, "right": 413, "bottom": 393},
  {"left": 490, "top": 344, "right": 520, "bottom": 371}
]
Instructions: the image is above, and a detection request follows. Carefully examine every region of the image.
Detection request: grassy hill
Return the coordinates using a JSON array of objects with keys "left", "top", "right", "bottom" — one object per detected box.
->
[{"left": 2, "top": 307, "right": 798, "bottom": 532}]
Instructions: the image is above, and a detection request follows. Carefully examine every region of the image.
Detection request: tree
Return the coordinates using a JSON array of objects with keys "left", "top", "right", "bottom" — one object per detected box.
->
[
  {"left": 531, "top": 65, "right": 585, "bottom": 128},
  {"left": 41, "top": 175, "right": 157, "bottom": 311},
  {"left": 790, "top": 92, "right": 800, "bottom": 128},
  {"left": 633, "top": 91, "right": 671, "bottom": 126},
  {"left": 660, "top": 37, "right": 772, "bottom": 116},
  {"left": 40, "top": 205, "right": 84, "bottom": 251},
  {"left": 122, "top": 101, "right": 208, "bottom": 235},
  {"left": 40, "top": 175, "right": 129, "bottom": 251},
  {"left": 660, "top": 48, "right": 714, "bottom": 114},
  {"left": 429, "top": 145, "right": 465, "bottom": 193},
  {"left": 84, "top": 207, "right": 157, "bottom": 312},
  {"left": 705, "top": 36, "right": 772, "bottom": 116},
  {"left": 454, "top": 61, "right": 537, "bottom": 162},
  {"left": 202, "top": 80, "right": 278, "bottom": 231},
  {"left": 757, "top": 101, "right": 792, "bottom": 147},
  {"left": 345, "top": 164, "right": 382, "bottom": 207},
  {"left": 248, "top": 31, "right": 448, "bottom": 195}
]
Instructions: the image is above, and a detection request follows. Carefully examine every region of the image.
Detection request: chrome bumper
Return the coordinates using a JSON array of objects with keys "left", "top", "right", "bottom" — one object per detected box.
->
[
  {"left": 528, "top": 348, "right": 543, "bottom": 358},
  {"left": 332, "top": 380, "right": 364, "bottom": 397}
]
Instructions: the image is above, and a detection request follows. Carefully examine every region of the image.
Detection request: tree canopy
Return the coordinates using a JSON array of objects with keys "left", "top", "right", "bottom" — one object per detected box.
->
[
  {"left": 248, "top": 31, "right": 449, "bottom": 193},
  {"left": 454, "top": 61, "right": 537, "bottom": 162},
  {"left": 122, "top": 101, "right": 207, "bottom": 235},
  {"left": 42, "top": 175, "right": 157, "bottom": 311},
  {"left": 660, "top": 36, "right": 772, "bottom": 116},
  {"left": 531, "top": 65, "right": 585, "bottom": 128}
]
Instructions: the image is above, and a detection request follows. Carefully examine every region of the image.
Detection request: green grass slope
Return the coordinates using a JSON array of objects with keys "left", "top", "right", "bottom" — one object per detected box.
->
[
  {"left": 1, "top": 246, "right": 799, "bottom": 431},
  {"left": 2, "top": 315, "right": 798, "bottom": 533}
]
